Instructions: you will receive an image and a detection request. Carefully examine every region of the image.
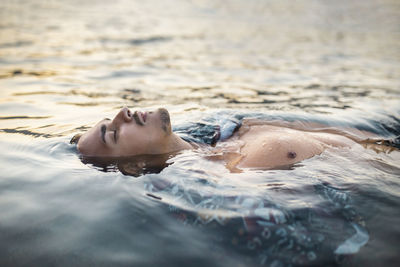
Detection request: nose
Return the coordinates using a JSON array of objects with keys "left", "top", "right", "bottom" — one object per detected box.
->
[{"left": 112, "top": 107, "right": 132, "bottom": 126}]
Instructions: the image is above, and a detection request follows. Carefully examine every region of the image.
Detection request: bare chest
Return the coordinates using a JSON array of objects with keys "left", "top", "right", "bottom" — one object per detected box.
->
[{"left": 233, "top": 126, "right": 327, "bottom": 169}]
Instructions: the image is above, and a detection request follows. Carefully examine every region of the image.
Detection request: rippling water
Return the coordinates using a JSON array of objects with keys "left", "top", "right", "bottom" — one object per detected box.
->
[{"left": 1, "top": 0, "right": 399, "bottom": 266}]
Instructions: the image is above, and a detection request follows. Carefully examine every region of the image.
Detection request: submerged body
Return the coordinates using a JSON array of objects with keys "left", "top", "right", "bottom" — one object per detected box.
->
[
  {"left": 222, "top": 122, "right": 357, "bottom": 170},
  {"left": 74, "top": 107, "right": 379, "bottom": 172},
  {"left": 200, "top": 117, "right": 370, "bottom": 171}
]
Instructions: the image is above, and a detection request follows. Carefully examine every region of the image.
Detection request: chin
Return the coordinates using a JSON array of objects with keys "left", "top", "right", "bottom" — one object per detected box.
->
[
  {"left": 157, "top": 107, "right": 169, "bottom": 115},
  {"left": 158, "top": 108, "right": 172, "bottom": 134}
]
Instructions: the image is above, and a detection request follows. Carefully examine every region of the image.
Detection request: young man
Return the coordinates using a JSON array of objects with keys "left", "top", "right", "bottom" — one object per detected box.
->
[{"left": 72, "top": 107, "right": 377, "bottom": 171}]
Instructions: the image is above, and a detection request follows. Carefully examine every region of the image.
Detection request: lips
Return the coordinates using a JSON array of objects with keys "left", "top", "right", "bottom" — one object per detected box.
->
[
  {"left": 133, "top": 111, "right": 147, "bottom": 125},
  {"left": 142, "top": 111, "right": 147, "bottom": 123}
]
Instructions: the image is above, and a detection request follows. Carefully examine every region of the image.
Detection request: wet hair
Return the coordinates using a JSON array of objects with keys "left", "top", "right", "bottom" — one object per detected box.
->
[{"left": 70, "top": 133, "right": 82, "bottom": 144}]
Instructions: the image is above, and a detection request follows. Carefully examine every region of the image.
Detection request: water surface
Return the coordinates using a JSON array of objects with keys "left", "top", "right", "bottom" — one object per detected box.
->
[{"left": 1, "top": 0, "right": 399, "bottom": 266}]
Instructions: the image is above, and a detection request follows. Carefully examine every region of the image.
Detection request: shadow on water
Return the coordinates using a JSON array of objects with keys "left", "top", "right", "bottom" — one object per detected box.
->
[
  {"left": 80, "top": 153, "right": 175, "bottom": 177},
  {"left": 99, "top": 36, "right": 173, "bottom": 46},
  {"left": 0, "top": 116, "right": 51, "bottom": 120},
  {"left": 0, "top": 128, "right": 55, "bottom": 138},
  {"left": 0, "top": 69, "right": 58, "bottom": 78}
]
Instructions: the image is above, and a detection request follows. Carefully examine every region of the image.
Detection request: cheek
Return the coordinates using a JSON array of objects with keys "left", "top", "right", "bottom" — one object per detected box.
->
[{"left": 118, "top": 127, "right": 151, "bottom": 154}]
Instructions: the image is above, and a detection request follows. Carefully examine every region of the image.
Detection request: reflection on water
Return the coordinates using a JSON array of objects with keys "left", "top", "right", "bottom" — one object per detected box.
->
[{"left": 0, "top": 0, "right": 399, "bottom": 266}]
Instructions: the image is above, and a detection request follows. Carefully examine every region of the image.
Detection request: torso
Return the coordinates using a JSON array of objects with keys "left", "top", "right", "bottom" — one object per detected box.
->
[{"left": 219, "top": 123, "right": 357, "bottom": 171}]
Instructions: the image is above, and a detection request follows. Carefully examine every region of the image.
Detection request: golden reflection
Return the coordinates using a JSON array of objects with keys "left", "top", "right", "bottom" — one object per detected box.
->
[{"left": 361, "top": 140, "right": 399, "bottom": 154}]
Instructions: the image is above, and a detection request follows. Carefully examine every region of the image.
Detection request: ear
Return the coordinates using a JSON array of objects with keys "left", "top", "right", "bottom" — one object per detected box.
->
[{"left": 70, "top": 133, "right": 82, "bottom": 144}]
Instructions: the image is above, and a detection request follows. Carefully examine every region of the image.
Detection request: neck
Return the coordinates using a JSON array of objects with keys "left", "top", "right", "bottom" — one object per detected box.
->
[{"left": 165, "top": 133, "right": 193, "bottom": 153}]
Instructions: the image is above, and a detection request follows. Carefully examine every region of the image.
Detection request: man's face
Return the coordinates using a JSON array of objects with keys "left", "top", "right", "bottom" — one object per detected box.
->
[{"left": 77, "top": 107, "right": 172, "bottom": 157}]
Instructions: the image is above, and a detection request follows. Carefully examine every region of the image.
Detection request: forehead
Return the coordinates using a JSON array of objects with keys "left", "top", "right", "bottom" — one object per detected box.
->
[{"left": 77, "top": 119, "right": 109, "bottom": 156}]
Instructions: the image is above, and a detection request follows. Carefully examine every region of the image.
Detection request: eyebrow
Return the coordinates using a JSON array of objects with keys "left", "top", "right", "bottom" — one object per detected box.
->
[{"left": 98, "top": 118, "right": 111, "bottom": 145}]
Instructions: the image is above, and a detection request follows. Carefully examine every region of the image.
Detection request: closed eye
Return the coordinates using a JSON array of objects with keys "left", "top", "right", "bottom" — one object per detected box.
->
[
  {"left": 113, "top": 129, "right": 117, "bottom": 143},
  {"left": 101, "top": 124, "right": 107, "bottom": 144}
]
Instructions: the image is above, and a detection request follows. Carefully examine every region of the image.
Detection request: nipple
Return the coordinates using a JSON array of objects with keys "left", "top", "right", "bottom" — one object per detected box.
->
[{"left": 287, "top": 151, "right": 297, "bottom": 159}]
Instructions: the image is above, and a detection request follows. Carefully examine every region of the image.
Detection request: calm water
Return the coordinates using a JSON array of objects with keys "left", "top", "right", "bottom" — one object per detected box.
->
[{"left": 1, "top": 0, "right": 399, "bottom": 266}]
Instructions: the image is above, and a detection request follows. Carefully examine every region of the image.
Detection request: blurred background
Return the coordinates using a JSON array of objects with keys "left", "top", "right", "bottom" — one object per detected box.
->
[
  {"left": 0, "top": 0, "right": 399, "bottom": 136},
  {"left": 0, "top": 1, "right": 399, "bottom": 266}
]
